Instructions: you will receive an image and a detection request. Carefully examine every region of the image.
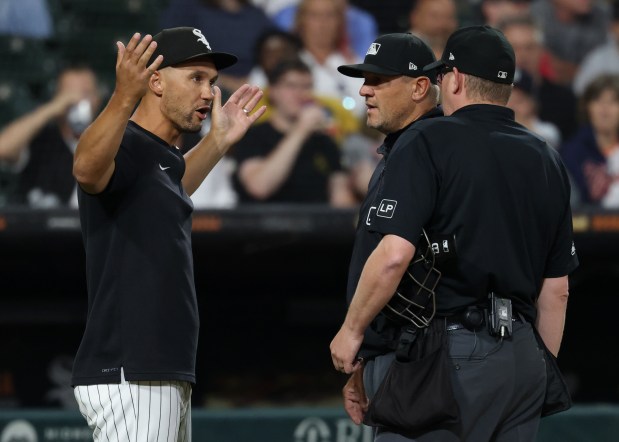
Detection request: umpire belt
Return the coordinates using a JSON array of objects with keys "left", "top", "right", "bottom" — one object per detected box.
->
[{"left": 444, "top": 308, "right": 521, "bottom": 332}]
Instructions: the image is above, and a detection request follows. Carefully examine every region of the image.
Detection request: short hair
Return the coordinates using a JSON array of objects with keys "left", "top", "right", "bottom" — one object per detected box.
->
[
  {"left": 401, "top": 75, "right": 439, "bottom": 107},
  {"left": 580, "top": 74, "right": 619, "bottom": 123},
  {"left": 266, "top": 59, "right": 312, "bottom": 86},
  {"left": 464, "top": 74, "right": 513, "bottom": 104},
  {"left": 57, "top": 62, "right": 96, "bottom": 77},
  {"left": 427, "top": 83, "right": 440, "bottom": 106},
  {"left": 55, "top": 64, "right": 98, "bottom": 91},
  {"left": 254, "top": 28, "right": 302, "bottom": 60}
]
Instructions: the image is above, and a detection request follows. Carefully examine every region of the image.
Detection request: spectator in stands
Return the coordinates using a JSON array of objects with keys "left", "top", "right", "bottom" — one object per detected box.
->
[
  {"left": 408, "top": 0, "right": 458, "bottom": 59},
  {"left": 231, "top": 59, "right": 356, "bottom": 206},
  {"left": 0, "top": 0, "right": 53, "bottom": 38},
  {"left": 340, "top": 126, "right": 384, "bottom": 201},
  {"left": 561, "top": 74, "right": 619, "bottom": 208},
  {"left": 0, "top": 65, "right": 101, "bottom": 208},
  {"left": 247, "top": 29, "right": 362, "bottom": 147},
  {"left": 573, "top": 2, "right": 619, "bottom": 96},
  {"left": 247, "top": 29, "right": 303, "bottom": 88},
  {"left": 530, "top": 0, "right": 609, "bottom": 86},
  {"left": 271, "top": 0, "right": 378, "bottom": 60},
  {"left": 508, "top": 69, "right": 561, "bottom": 148},
  {"left": 499, "top": 14, "right": 578, "bottom": 140},
  {"left": 293, "top": 0, "right": 365, "bottom": 117},
  {"left": 160, "top": 0, "right": 273, "bottom": 93}
]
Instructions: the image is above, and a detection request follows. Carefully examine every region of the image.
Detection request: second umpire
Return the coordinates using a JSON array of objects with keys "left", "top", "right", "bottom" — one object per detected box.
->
[{"left": 330, "top": 25, "right": 579, "bottom": 441}]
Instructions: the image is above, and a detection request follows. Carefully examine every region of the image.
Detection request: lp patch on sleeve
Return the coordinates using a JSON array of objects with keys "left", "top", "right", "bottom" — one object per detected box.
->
[{"left": 377, "top": 199, "right": 397, "bottom": 218}]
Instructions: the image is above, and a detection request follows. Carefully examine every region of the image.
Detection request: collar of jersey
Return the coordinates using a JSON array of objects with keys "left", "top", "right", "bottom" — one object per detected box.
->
[{"left": 380, "top": 106, "right": 444, "bottom": 156}]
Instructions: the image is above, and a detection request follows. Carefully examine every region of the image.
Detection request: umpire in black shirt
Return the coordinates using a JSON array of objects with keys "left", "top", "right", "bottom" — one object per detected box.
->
[
  {"left": 329, "top": 32, "right": 442, "bottom": 428},
  {"left": 330, "top": 26, "right": 579, "bottom": 441}
]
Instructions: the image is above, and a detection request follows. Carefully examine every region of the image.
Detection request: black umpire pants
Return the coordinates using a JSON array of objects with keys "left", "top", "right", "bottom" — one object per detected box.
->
[{"left": 363, "top": 320, "right": 547, "bottom": 442}]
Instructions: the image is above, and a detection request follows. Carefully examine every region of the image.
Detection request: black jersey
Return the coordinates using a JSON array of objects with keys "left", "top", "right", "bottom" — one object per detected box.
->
[
  {"left": 72, "top": 121, "right": 198, "bottom": 386},
  {"left": 347, "top": 107, "right": 443, "bottom": 358},
  {"left": 231, "top": 122, "right": 343, "bottom": 203},
  {"left": 16, "top": 125, "right": 75, "bottom": 205},
  {"left": 367, "top": 104, "right": 578, "bottom": 323}
]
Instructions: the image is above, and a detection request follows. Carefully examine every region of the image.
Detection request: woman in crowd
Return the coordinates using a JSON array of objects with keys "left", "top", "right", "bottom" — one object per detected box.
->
[
  {"left": 293, "top": 0, "right": 365, "bottom": 118},
  {"left": 561, "top": 74, "right": 619, "bottom": 208}
]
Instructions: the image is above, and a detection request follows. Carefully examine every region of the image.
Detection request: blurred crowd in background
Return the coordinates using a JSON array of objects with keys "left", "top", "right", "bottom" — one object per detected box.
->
[
  {"left": 1, "top": 0, "right": 619, "bottom": 211},
  {"left": 1, "top": 0, "right": 619, "bottom": 411}
]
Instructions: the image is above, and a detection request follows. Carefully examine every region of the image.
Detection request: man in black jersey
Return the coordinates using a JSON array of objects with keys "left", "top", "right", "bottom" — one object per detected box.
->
[
  {"left": 331, "top": 26, "right": 578, "bottom": 442},
  {"left": 327, "top": 32, "right": 442, "bottom": 429},
  {"left": 71, "top": 27, "right": 265, "bottom": 441}
]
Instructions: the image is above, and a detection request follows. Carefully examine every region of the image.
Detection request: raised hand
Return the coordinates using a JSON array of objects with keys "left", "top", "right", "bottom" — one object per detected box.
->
[
  {"left": 73, "top": 33, "right": 163, "bottom": 194},
  {"left": 296, "top": 103, "right": 329, "bottom": 134},
  {"left": 209, "top": 84, "right": 266, "bottom": 152},
  {"left": 114, "top": 33, "right": 162, "bottom": 104},
  {"left": 48, "top": 88, "right": 84, "bottom": 118}
]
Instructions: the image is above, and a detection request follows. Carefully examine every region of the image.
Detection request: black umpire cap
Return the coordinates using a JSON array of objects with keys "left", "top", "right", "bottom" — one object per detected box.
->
[
  {"left": 424, "top": 25, "right": 515, "bottom": 84},
  {"left": 148, "top": 27, "right": 238, "bottom": 70},
  {"left": 338, "top": 33, "right": 438, "bottom": 84}
]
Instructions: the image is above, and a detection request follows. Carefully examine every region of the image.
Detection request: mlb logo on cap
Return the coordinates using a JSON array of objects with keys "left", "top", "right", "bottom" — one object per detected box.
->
[
  {"left": 339, "top": 33, "right": 437, "bottom": 83},
  {"left": 367, "top": 43, "right": 381, "bottom": 55}
]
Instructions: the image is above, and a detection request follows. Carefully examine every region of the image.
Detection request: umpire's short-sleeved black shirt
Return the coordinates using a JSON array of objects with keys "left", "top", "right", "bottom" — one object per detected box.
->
[
  {"left": 72, "top": 121, "right": 198, "bottom": 386},
  {"left": 347, "top": 107, "right": 443, "bottom": 357},
  {"left": 349, "top": 105, "right": 579, "bottom": 357}
]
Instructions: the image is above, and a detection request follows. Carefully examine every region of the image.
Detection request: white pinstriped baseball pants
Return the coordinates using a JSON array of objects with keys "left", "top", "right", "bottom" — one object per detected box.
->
[{"left": 74, "top": 368, "right": 192, "bottom": 442}]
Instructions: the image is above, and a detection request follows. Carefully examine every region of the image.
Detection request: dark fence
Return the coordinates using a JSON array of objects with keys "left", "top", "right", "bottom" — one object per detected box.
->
[{"left": 0, "top": 206, "right": 618, "bottom": 408}]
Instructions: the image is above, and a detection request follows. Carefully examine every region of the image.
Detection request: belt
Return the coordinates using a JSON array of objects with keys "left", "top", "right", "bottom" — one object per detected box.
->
[{"left": 445, "top": 315, "right": 521, "bottom": 332}]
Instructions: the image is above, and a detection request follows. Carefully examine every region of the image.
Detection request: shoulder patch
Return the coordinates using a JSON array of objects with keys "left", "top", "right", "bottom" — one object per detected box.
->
[{"left": 377, "top": 199, "right": 397, "bottom": 218}]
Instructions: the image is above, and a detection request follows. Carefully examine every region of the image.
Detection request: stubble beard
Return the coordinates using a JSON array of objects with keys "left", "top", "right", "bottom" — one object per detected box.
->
[
  {"left": 164, "top": 95, "right": 203, "bottom": 134},
  {"left": 366, "top": 112, "right": 390, "bottom": 135},
  {"left": 172, "top": 109, "right": 203, "bottom": 134}
]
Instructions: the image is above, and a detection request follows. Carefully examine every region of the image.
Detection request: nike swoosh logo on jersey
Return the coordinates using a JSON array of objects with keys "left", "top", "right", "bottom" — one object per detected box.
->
[{"left": 159, "top": 164, "right": 171, "bottom": 171}]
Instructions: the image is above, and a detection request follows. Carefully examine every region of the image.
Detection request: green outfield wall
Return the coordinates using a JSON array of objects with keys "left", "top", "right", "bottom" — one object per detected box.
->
[{"left": 0, "top": 405, "right": 617, "bottom": 441}]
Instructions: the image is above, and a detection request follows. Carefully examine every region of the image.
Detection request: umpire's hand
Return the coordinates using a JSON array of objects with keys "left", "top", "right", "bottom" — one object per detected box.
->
[{"left": 343, "top": 368, "right": 368, "bottom": 425}]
